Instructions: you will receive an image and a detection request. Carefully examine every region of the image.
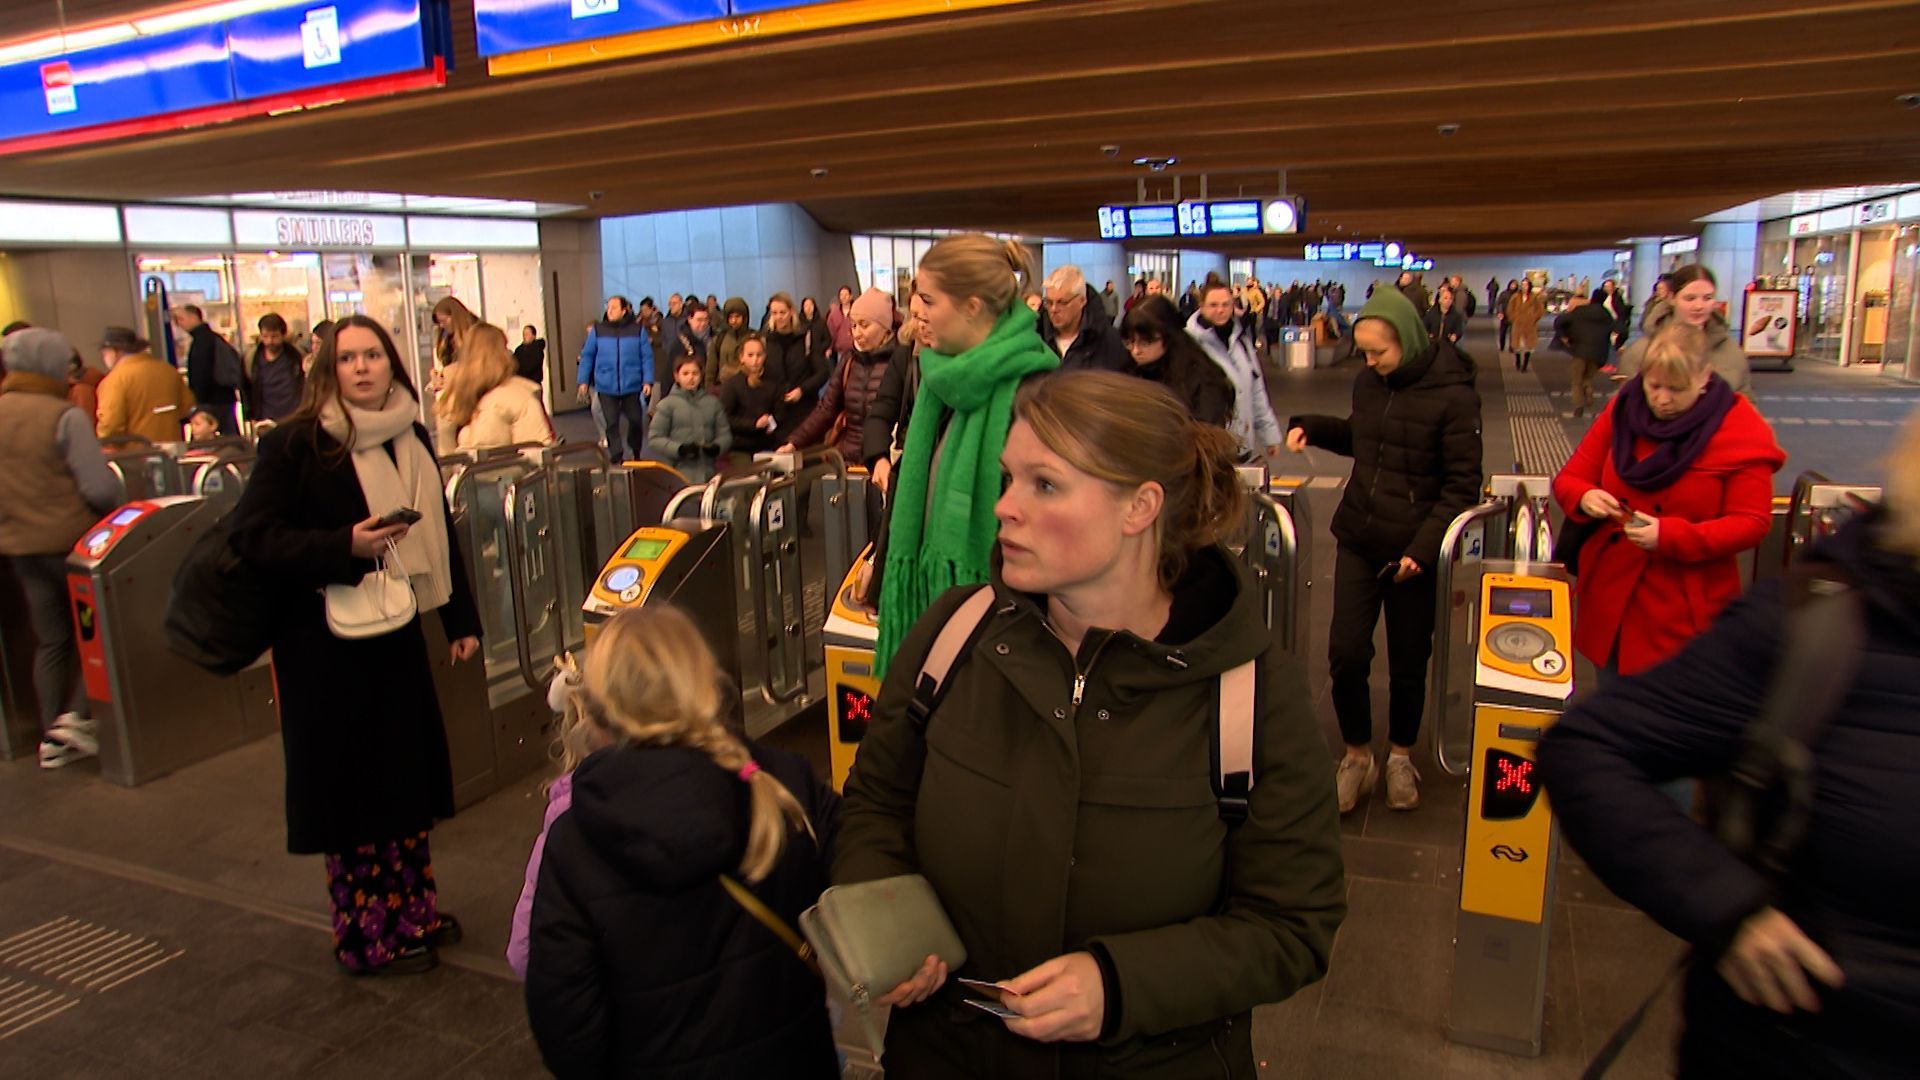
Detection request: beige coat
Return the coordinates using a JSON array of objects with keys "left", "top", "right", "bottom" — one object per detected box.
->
[{"left": 449, "top": 377, "right": 553, "bottom": 451}]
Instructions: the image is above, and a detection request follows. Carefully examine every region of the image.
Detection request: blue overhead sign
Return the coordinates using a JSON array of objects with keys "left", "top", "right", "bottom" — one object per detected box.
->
[
  {"left": 1209, "top": 200, "right": 1263, "bottom": 235},
  {"left": 0, "top": 1, "right": 446, "bottom": 149},
  {"left": 473, "top": 0, "right": 727, "bottom": 57},
  {"left": 1127, "top": 205, "right": 1178, "bottom": 239},
  {"left": 228, "top": 0, "right": 430, "bottom": 100}
]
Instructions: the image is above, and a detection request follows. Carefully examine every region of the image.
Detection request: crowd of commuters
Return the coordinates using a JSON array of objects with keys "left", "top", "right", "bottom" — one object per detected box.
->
[{"left": 4, "top": 237, "right": 1905, "bottom": 1079}]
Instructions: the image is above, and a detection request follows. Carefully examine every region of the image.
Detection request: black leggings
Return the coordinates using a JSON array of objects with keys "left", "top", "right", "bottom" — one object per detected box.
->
[{"left": 1328, "top": 545, "right": 1439, "bottom": 749}]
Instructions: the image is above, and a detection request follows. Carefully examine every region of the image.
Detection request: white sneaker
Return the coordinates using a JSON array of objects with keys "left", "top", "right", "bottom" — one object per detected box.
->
[
  {"left": 38, "top": 733, "right": 95, "bottom": 769},
  {"left": 1334, "top": 753, "right": 1378, "bottom": 815},
  {"left": 1385, "top": 754, "right": 1421, "bottom": 811}
]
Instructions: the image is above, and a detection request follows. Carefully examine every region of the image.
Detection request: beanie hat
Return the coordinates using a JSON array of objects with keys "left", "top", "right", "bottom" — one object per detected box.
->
[
  {"left": 101, "top": 326, "right": 148, "bottom": 353},
  {"left": 1353, "top": 288, "right": 1431, "bottom": 366},
  {"left": 851, "top": 288, "right": 895, "bottom": 328},
  {"left": 3, "top": 327, "right": 77, "bottom": 381}
]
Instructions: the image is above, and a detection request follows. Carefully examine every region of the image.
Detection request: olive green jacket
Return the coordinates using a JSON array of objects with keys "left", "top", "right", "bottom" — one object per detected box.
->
[{"left": 835, "top": 548, "right": 1345, "bottom": 1079}]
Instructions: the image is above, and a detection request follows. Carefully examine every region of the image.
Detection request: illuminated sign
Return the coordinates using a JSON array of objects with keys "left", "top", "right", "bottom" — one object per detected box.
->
[
  {"left": 1480, "top": 749, "right": 1541, "bottom": 821},
  {"left": 1262, "top": 198, "right": 1302, "bottom": 235},
  {"left": 1097, "top": 206, "right": 1129, "bottom": 240},
  {"left": 232, "top": 209, "right": 408, "bottom": 249},
  {"left": 0, "top": 0, "right": 448, "bottom": 155},
  {"left": 1127, "top": 205, "right": 1177, "bottom": 239},
  {"left": 483, "top": 0, "right": 1042, "bottom": 74},
  {"left": 836, "top": 686, "right": 875, "bottom": 743},
  {"left": 1211, "top": 200, "right": 1263, "bottom": 235},
  {"left": 1177, "top": 202, "right": 1209, "bottom": 237}
]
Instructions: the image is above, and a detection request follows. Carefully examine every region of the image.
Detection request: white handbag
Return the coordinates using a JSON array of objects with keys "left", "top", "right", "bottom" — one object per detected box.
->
[{"left": 323, "top": 539, "right": 417, "bottom": 639}]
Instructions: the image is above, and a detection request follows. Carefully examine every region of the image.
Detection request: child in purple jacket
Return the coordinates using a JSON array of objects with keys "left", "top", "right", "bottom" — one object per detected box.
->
[{"left": 507, "top": 655, "right": 600, "bottom": 978}]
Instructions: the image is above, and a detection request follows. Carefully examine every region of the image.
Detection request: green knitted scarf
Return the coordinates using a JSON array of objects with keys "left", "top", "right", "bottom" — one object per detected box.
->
[{"left": 874, "top": 305, "right": 1059, "bottom": 676}]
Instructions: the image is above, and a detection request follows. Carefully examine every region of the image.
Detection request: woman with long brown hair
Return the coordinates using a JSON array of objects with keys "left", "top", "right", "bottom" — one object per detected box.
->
[
  {"left": 228, "top": 314, "right": 482, "bottom": 976},
  {"left": 429, "top": 296, "right": 480, "bottom": 390},
  {"left": 434, "top": 322, "right": 553, "bottom": 451}
]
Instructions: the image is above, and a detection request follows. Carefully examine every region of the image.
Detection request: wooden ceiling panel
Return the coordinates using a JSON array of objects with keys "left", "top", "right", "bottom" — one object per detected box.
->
[{"left": 0, "top": 0, "right": 1916, "bottom": 254}]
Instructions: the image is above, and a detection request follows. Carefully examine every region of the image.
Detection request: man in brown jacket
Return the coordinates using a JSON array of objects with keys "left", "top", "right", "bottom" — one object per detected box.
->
[{"left": 96, "top": 326, "right": 195, "bottom": 443}]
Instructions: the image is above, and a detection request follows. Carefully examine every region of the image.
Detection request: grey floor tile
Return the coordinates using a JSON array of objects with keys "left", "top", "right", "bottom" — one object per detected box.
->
[
  {"left": 305, "top": 1017, "right": 481, "bottom": 1079},
  {"left": 1341, "top": 835, "right": 1440, "bottom": 885},
  {"left": 443, "top": 1027, "right": 548, "bottom": 1079},
  {"left": 262, "top": 973, "right": 420, "bottom": 1049},
  {"left": 404, "top": 965, "right": 530, "bottom": 1049},
  {"left": 1321, "top": 878, "right": 1455, "bottom": 1022},
  {"left": 178, "top": 1020, "right": 338, "bottom": 1077},
  {"left": 1260, "top": 1000, "right": 1445, "bottom": 1080}
]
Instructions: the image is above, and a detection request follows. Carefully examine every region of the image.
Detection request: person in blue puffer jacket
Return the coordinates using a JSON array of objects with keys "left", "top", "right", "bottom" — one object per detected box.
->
[{"left": 576, "top": 296, "right": 655, "bottom": 463}]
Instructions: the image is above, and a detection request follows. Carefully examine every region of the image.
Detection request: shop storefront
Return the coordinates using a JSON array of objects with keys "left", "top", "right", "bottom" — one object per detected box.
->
[
  {"left": 1756, "top": 190, "right": 1920, "bottom": 376},
  {"left": 0, "top": 195, "right": 548, "bottom": 420}
]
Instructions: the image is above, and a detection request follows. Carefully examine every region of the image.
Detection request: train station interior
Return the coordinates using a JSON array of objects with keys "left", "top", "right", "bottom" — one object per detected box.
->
[{"left": 1, "top": 0, "right": 1918, "bottom": 1076}]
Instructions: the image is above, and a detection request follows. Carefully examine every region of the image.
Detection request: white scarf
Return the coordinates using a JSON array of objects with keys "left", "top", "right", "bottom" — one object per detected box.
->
[{"left": 319, "top": 390, "right": 454, "bottom": 613}]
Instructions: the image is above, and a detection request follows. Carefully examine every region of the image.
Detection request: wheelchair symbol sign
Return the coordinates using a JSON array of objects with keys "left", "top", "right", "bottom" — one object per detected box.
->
[
  {"left": 1263, "top": 522, "right": 1281, "bottom": 558},
  {"left": 767, "top": 501, "right": 785, "bottom": 531}
]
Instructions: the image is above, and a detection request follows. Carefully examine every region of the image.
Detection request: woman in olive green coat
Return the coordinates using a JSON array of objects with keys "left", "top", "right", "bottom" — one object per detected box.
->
[{"left": 835, "top": 371, "right": 1345, "bottom": 1079}]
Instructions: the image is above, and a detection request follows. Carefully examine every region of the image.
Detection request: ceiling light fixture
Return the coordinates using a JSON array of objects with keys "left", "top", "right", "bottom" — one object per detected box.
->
[{"left": 1133, "top": 156, "right": 1177, "bottom": 172}]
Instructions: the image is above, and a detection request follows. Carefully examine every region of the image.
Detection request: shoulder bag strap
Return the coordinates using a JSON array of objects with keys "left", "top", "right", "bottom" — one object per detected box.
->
[
  {"left": 1215, "top": 659, "right": 1258, "bottom": 822},
  {"left": 719, "top": 874, "right": 821, "bottom": 978}
]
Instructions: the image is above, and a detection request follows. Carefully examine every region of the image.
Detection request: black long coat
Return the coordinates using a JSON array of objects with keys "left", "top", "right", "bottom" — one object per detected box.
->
[
  {"left": 1291, "top": 338, "right": 1483, "bottom": 569},
  {"left": 229, "top": 419, "right": 481, "bottom": 854}
]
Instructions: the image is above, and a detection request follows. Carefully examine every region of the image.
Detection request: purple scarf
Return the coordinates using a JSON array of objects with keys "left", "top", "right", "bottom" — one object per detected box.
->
[{"left": 1611, "top": 373, "right": 1736, "bottom": 491}]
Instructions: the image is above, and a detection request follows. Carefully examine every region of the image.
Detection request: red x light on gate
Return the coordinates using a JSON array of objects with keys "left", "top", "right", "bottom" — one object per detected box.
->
[{"left": 1481, "top": 749, "right": 1541, "bottom": 821}]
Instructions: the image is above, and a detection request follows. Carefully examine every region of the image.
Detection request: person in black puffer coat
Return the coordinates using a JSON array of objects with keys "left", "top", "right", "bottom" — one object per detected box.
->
[
  {"left": 1553, "top": 290, "right": 1617, "bottom": 417},
  {"left": 762, "top": 293, "right": 827, "bottom": 438},
  {"left": 525, "top": 606, "right": 840, "bottom": 1079},
  {"left": 1287, "top": 288, "right": 1482, "bottom": 816},
  {"left": 781, "top": 287, "right": 893, "bottom": 464},
  {"left": 1539, "top": 415, "right": 1920, "bottom": 1078},
  {"left": 1119, "top": 296, "right": 1233, "bottom": 428}
]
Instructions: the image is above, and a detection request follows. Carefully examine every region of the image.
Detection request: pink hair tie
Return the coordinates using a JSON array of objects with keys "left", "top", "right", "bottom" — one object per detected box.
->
[{"left": 737, "top": 761, "right": 761, "bottom": 783}]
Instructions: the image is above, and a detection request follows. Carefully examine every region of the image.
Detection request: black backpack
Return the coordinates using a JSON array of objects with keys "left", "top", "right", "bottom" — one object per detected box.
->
[
  {"left": 163, "top": 508, "right": 277, "bottom": 675},
  {"left": 211, "top": 334, "right": 245, "bottom": 391}
]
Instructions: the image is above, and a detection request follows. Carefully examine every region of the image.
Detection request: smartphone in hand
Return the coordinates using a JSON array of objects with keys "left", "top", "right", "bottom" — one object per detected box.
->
[{"left": 376, "top": 507, "right": 422, "bottom": 528}]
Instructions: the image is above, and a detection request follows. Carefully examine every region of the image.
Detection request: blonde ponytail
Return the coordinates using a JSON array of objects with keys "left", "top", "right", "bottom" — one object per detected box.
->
[{"left": 577, "top": 606, "right": 817, "bottom": 883}]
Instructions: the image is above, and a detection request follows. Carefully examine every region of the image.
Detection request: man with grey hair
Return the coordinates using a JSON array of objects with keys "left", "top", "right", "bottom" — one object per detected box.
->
[
  {"left": 0, "top": 328, "right": 123, "bottom": 768},
  {"left": 1037, "top": 265, "right": 1129, "bottom": 372}
]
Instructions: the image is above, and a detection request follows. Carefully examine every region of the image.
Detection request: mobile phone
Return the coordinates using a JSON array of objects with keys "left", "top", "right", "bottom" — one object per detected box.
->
[
  {"left": 376, "top": 507, "right": 422, "bottom": 528},
  {"left": 962, "top": 997, "right": 1021, "bottom": 1020},
  {"left": 1377, "top": 562, "right": 1400, "bottom": 582}
]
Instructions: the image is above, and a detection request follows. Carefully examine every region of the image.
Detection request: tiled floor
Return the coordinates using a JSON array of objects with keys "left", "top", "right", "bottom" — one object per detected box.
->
[{"left": 0, "top": 333, "right": 1701, "bottom": 1078}]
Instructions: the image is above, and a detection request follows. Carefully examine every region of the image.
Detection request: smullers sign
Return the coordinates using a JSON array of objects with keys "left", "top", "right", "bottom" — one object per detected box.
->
[
  {"left": 276, "top": 214, "right": 378, "bottom": 247},
  {"left": 230, "top": 209, "right": 407, "bottom": 249}
]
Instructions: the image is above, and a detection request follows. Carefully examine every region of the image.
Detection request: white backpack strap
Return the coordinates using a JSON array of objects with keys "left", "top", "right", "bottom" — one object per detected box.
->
[
  {"left": 1216, "top": 659, "right": 1258, "bottom": 822},
  {"left": 905, "top": 586, "right": 995, "bottom": 733}
]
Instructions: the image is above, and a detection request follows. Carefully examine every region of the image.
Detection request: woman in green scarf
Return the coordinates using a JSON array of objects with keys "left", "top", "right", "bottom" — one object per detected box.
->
[{"left": 874, "top": 235, "right": 1060, "bottom": 675}]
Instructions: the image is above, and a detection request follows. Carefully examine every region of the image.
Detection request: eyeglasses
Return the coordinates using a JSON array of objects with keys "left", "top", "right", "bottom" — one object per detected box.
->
[{"left": 1043, "top": 295, "right": 1084, "bottom": 309}]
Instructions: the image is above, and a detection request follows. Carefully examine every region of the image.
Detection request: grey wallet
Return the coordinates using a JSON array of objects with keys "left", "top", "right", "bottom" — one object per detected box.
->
[{"left": 799, "top": 873, "right": 967, "bottom": 1016}]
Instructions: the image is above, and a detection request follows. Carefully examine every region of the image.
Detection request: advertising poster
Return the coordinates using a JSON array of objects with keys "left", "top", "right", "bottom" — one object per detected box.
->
[
  {"left": 1740, "top": 290, "right": 1798, "bottom": 358},
  {"left": 1524, "top": 268, "right": 1550, "bottom": 290}
]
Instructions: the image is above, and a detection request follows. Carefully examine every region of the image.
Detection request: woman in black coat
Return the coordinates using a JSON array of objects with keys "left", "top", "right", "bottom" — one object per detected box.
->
[
  {"left": 1539, "top": 430, "right": 1920, "bottom": 1077},
  {"left": 1119, "top": 296, "right": 1233, "bottom": 428},
  {"left": 762, "top": 294, "right": 827, "bottom": 437},
  {"left": 229, "top": 315, "right": 481, "bottom": 976}
]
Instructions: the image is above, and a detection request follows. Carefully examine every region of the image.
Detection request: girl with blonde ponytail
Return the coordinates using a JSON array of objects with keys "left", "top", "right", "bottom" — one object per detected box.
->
[{"left": 520, "top": 605, "right": 839, "bottom": 1077}]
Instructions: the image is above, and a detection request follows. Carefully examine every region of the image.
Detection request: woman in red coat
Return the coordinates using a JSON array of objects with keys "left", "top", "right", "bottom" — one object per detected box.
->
[{"left": 1553, "top": 322, "right": 1783, "bottom": 680}]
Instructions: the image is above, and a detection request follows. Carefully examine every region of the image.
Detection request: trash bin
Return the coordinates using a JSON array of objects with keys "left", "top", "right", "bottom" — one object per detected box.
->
[{"left": 1283, "top": 327, "right": 1313, "bottom": 371}]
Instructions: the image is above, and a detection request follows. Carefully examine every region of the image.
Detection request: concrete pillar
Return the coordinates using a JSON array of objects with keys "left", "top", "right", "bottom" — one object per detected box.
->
[
  {"left": 1630, "top": 240, "right": 1662, "bottom": 305},
  {"left": 1698, "top": 222, "right": 1759, "bottom": 294}
]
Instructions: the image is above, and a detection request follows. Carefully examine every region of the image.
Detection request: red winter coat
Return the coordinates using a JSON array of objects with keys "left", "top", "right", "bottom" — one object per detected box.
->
[{"left": 1551, "top": 393, "right": 1783, "bottom": 676}]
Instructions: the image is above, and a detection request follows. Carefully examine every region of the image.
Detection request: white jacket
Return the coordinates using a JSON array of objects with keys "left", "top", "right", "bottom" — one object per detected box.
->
[
  {"left": 1185, "top": 311, "right": 1283, "bottom": 455},
  {"left": 452, "top": 377, "right": 554, "bottom": 451}
]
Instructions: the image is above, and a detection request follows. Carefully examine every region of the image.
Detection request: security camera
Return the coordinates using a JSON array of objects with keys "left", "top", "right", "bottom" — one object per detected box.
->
[
  {"left": 1898, "top": 93, "right": 1920, "bottom": 109},
  {"left": 1101, "top": 145, "right": 1120, "bottom": 157},
  {"left": 810, "top": 167, "right": 830, "bottom": 179},
  {"left": 588, "top": 190, "right": 604, "bottom": 201},
  {"left": 1437, "top": 123, "right": 1460, "bottom": 137}
]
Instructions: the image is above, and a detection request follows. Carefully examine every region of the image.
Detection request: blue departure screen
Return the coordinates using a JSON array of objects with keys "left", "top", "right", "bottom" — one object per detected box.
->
[
  {"left": 1097, "top": 206, "right": 1128, "bottom": 240},
  {"left": 472, "top": 0, "right": 727, "bottom": 57},
  {"left": 1127, "top": 205, "right": 1176, "bottom": 239},
  {"left": 1208, "top": 200, "right": 1261, "bottom": 234}
]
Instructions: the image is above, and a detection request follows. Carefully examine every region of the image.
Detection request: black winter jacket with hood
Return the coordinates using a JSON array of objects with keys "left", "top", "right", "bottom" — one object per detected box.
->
[
  {"left": 1539, "top": 509, "right": 1920, "bottom": 1077},
  {"left": 525, "top": 741, "right": 840, "bottom": 1079},
  {"left": 1553, "top": 298, "right": 1616, "bottom": 363},
  {"left": 761, "top": 325, "right": 827, "bottom": 436},
  {"left": 1037, "top": 285, "right": 1131, "bottom": 373},
  {"left": 1291, "top": 289, "right": 1483, "bottom": 569}
]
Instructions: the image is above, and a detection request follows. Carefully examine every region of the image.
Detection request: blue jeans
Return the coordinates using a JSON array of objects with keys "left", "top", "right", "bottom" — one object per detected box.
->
[{"left": 1592, "top": 661, "right": 1696, "bottom": 812}]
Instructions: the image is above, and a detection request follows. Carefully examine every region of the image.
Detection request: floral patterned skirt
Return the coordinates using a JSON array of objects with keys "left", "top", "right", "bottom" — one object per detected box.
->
[{"left": 323, "top": 831, "right": 442, "bottom": 971}]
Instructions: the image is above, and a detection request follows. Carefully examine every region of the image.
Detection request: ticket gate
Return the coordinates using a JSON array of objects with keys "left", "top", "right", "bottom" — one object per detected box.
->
[
  {"left": 0, "top": 561, "right": 46, "bottom": 760},
  {"left": 1258, "top": 474, "right": 1314, "bottom": 658},
  {"left": 580, "top": 520, "right": 742, "bottom": 730},
  {"left": 101, "top": 445, "right": 181, "bottom": 502},
  {"left": 823, "top": 546, "right": 880, "bottom": 791},
  {"left": 65, "top": 498, "right": 278, "bottom": 785},
  {"left": 1752, "top": 471, "right": 1881, "bottom": 583},
  {"left": 1443, "top": 564, "right": 1574, "bottom": 1055}
]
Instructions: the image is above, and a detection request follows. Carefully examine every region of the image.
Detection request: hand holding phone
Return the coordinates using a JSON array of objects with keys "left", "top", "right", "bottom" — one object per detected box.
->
[{"left": 375, "top": 507, "right": 422, "bottom": 528}]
